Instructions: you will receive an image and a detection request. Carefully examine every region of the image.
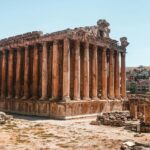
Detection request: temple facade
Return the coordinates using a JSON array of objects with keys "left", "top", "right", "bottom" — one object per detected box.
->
[{"left": 0, "top": 19, "right": 129, "bottom": 119}]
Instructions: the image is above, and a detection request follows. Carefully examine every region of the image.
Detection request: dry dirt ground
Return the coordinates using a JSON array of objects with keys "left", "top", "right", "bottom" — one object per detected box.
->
[{"left": 0, "top": 115, "right": 150, "bottom": 150}]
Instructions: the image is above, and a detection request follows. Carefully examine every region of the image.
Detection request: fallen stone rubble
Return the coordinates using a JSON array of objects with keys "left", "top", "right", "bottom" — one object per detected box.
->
[
  {"left": 96, "top": 111, "right": 131, "bottom": 127},
  {"left": 120, "top": 141, "right": 150, "bottom": 150},
  {"left": 0, "top": 112, "right": 13, "bottom": 124}
]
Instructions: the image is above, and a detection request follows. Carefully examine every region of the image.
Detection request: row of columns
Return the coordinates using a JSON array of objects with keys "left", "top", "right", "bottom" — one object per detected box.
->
[{"left": 0, "top": 38, "right": 126, "bottom": 101}]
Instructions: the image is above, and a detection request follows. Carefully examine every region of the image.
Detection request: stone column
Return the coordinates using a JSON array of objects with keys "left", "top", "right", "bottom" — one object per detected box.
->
[
  {"left": 32, "top": 44, "right": 38, "bottom": 99},
  {"left": 7, "top": 50, "right": 14, "bottom": 99},
  {"left": 62, "top": 38, "right": 70, "bottom": 102},
  {"left": 51, "top": 40, "right": 59, "bottom": 100},
  {"left": 91, "top": 45, "right": 98, "bottom": 100},
  {"left": 108, "top": 50, "right": 114, "bottom": 99},
  {"left": 1, "top": 50, "right": 7, "bottom": 98},
  {"left": 22, "top": 46, "right": 29, "bottom": 99},
  {"left": 15, "top": 48, "right": 21, "bottom": 99},
  {"left": 121, "top": 52, "right": 126, "bottom": 98},
  {"left": 101, "top": 47, "right": 107, "bottom": 99},
  {"left": 114, "top": 51, "right": 120, "bottom": 99},
  {"left": 40, "top": 42, "right": 48, "bottom": 100},
  {"left": 83, "top": 41, "right": 90, "bottom": 100},
  {"left": 73, "top": 40, "right": 80, "bottom": 100}
]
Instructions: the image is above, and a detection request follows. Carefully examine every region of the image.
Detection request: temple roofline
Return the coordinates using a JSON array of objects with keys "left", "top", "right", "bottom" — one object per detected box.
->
[{"left": 0, "top": 19, "right": 128, "bottom": 51}]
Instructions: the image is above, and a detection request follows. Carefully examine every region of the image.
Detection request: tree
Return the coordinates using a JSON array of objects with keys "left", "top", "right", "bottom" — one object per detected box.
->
[{"left": 129, "top": 82, "right": 137, "bottom": 94}]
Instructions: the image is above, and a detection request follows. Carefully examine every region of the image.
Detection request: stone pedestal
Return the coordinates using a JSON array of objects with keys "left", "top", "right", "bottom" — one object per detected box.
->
[{"left": 0, "top": 98, "right": 127, "bottom": 119}]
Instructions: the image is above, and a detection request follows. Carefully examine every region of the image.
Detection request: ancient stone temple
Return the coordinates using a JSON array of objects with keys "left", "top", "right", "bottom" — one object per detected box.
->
[{"left": 0, "top": 19, "right": 129, "bottom": 119}]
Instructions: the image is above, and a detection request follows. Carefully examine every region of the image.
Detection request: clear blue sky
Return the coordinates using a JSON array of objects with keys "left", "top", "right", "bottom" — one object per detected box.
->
[{"left": 0, "top": 0, "right": 150, "bottom": 67}]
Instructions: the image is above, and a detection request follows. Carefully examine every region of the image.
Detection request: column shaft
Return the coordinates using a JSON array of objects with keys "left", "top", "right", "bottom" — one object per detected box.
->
[
  {"left": 73, "top": 40, "right": 80, "bottom": 100},
  {"left": 83, "top": 42, "right": 90, "bottom": 100},
  {"left": 51, "top": 41, "right": 59, "bottom": 100},
  {"left": 32, "top": 45, "right": 38, "bottom": 98},
  {"left": 22, "top": 46, "right": 29, "bottom": 99},
  {"left": 15, "top": 48, "right": 21, "bottom": 99},
  {"left": 40, "top": 42, "right": 48, "bottom": 100},
  {"left": 91, "top": 45, "right": 98, "bottom": 99},
  {"left": 1, "top": 51, "right": 6, "bottom": 98},
  {"left": 108, "top": 50, "right": 114, "bottom": 99},
  {"left": 101, "top": 48, "right": 107, "bottom": 99},
  {"left": 114, "top": 51, "right": 120, "bottom": 98},
  {"left": 121, "top": 52, "right": 126, "bottom": 98},
  {"left": 7, "top": 50, "right": 14, "bottom": 98},
  {"left": 62, "top": 38, "right": 70, "bottom": 101}
]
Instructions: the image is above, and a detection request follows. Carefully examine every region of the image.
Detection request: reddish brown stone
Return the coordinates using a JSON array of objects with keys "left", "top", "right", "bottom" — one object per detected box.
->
[
  {"left": 121, "top": 52, "right": 126, "bottom": 98},
  {"left": 7, "top": 50, "right": 14, "bottom": 99},
  {"left": 22, "top": 46, "right": 29, "bottom": 99},
  {"left": 1, "top": 50, "right": 7, "bottom": 98},
  {"left": 0, "top": 19, "right": 129, "bottom": 118},
  {"left": 101, "top": 48, "right": 107, "bottom": 99},
  {"left": 51, "top": 41, "right": 59, "bottom": 100},
  {"left": 40, "top": 42, "right": 48, "bottom": 100},
  {"left": 62, "top": 38, "right": 70, "bottom": 102},
  {"left": 15, "top": 48, "right": 21, "bottom": 99}
]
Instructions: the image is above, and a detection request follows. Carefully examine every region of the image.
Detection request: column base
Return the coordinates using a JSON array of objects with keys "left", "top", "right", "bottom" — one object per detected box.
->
[
  {"left": 62, "top": 96, "right": 71, "bottom": 102},
  {"left": 101, "top": 96, "right": 108, "bottom": 100},
  {"left": 30, "top": 96, "right": 38, "bottom": 100},
  {"left": 73, "top": 97, "right": 80, "bottom": 101},
  {"left": 49, "top": 97, "right": 58, "bottom": 101},
  {"left": 15, "top": 96, "right": 20, "bottom": 99},
  {"left": 108, "top": 96, "right": 115, "bottom": 100},
  {"left": 83, "top": 97, "right": 91, "bottom": 100},
  {"left": 91, "top": 97, "right": 100, "bottom": 100},
  {"left": 22, "top": 96, "right": 29, "bottom": 100},
  {"left": 39, "top": 96, "right": 48, "bottom": 101},
  {"left": 121, "top": 96, "right": 127, "bottom": 100},
  {"left": 115, "top": 96, "right": 121, "bottom": 100},
  {"left": 6, "top": 96, "right": 12, "bottom": 99},
  {"left": 0, "top": 95, "right": 5, "bottom": 99}
]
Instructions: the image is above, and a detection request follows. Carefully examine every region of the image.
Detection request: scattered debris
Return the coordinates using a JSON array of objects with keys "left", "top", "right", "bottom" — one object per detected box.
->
[
  {"left": 0, "top": 112, "right": 13, "bottom": 124},
  {"left": 121, "top": 140, "right": 150, "bottom": 150},
  {"left": 96, "top": 111, "right": 131, "bottom": 127}
]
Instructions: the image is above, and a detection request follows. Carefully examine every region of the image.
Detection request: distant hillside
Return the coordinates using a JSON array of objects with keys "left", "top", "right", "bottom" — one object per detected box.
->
[{"left": 126, "top": 66, "right": 150, "bottom": 72}]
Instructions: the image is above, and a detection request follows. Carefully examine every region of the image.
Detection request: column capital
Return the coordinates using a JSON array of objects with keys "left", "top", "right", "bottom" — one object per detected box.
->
[
  {"left": 24, "top": 44, "right": 29, "bottom": 49},
  {"left": 92, "top": 44, "right": 97, "bottom": 49},
  {"left": 8, "top": 50, "right": 14, "bottom": 54},
  {"left": 109, "top": 49, "right": 115, "bottom": 54},
  {"left": 74, "top": 40, "right": 80, "bottom": 47},
  {"left": 84, "top": 41, "right": 89, "bottom": 48},
  {"left": 1, "top": 50, "right": 6, "bottom": 54},
  {"left": 102, "top": 47, "right": 107, "bottom": 52},
  {"left": 42, "top": 41, "right": 47, "bottom": 46},
  {"left": 53, "top": 40, "right": 58, "bottom": 45},
  {"left": 121, "top": 52, "right": 126, "bottom": 57}
]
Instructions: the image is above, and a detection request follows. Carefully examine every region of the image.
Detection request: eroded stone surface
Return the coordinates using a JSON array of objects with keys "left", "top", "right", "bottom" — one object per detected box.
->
[{"left": 0, "top": 112, "right": 12, "bottom": 124}]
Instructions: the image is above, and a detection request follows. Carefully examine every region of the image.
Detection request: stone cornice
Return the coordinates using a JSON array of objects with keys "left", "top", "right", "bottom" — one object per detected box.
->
[{"left": 0, "top": 27, "right": 121, "bottom": 51}]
